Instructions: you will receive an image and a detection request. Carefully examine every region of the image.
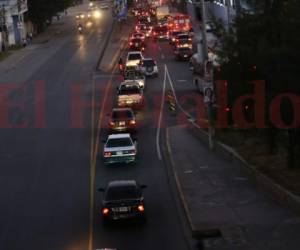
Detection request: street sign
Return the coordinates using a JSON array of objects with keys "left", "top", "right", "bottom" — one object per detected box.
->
[{"left": 203, "top": 86, "right": 213, "bottom": 103}]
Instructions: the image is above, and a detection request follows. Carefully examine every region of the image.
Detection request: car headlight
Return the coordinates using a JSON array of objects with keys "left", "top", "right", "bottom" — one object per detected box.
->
[{"left": 93, "top": 10, "right": 101, "bottom": 19}]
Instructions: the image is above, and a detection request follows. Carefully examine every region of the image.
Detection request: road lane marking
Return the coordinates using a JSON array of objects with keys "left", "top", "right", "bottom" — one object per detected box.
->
[
  {"left": 156, "top": 64, "right": 167, "bottom": 160},
  {"left": 165, "top": 65, "right": 208, "bottom": 127},
  {"left": 89, "top": 65, "right": 117, "bottom": 250},
  {"left": 177, "top": 79, "right": 187, "bottom": 82}
]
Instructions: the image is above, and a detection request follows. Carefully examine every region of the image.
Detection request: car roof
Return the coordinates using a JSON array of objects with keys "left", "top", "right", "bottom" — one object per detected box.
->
[
  {"left": 143, "top": 58, "right": 154, "bottom": 61},
  {"left": 127, "top": 51, "right": 142, "bottom": 55},
  {"left": 112, "top": 108, "right": 133, "bottom": 112},
  {"left": 108, "top": 133, "right": 131, "bottom": 139},
  {"left": 120, "top": 81, "right": 140, "bottom": 87},
  {"left": 108, "top": 180, "right": 137, "bottom": 188}
]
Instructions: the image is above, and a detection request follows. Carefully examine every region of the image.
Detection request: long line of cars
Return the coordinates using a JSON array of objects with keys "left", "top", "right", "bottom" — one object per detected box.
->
[{"left": 98, "top": 2, "right": 196, "bottom": 226}]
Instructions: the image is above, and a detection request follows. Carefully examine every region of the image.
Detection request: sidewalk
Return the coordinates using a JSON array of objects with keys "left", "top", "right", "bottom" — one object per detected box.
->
[
  {"left": 98, "top": 17, "right": 135, "bottom": 72},
  {"left": 165, "top": 125, "right": 300, "bottom": 250}
]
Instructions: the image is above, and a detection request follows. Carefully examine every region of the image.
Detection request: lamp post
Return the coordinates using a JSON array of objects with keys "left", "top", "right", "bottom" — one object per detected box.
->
[{"left": 199, "top": 0, "right": 208, "bottom": 60}]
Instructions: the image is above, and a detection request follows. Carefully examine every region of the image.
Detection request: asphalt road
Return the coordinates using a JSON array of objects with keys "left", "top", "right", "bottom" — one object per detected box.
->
[
  {"left": 0, "top": 4, "right": 198, "bottom": 250},
  {"left": 0, "top": 4, "right": 113, "bottom": 250},
  {"left": 92, "top": 43, "right": 193, "bottom": 249}
]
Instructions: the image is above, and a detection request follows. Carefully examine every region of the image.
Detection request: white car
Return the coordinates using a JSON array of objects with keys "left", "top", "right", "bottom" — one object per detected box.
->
[
  {"left": 126, "top": 51, "right": 144, "bottom": 67},
  {"left": 139, "top": 58, "right": 158, "bottom": 77},
  {"left": 103, "top": 134, "right": 137, "bottom": 164},
  {"left": 124, "top": 69, "right": 146, "bottom": 89}
]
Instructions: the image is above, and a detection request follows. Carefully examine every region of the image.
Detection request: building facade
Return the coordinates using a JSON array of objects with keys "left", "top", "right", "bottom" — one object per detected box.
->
[{"left": 0, "top": 0, "right": 28, "bottom": 50}]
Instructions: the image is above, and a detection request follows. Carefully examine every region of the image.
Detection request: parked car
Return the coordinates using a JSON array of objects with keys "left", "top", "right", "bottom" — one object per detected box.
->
[
  {"left": 99, "top": 180, "right": 147, "bottom": 224},
  {"left": 139, "top": 58, "right": 158, "bottom": 77},
  {"left": 103, "top": 134, "right": 137, "bottom": 165},
  {"left": 108, "top": 108, "right": 136, "bottom": 133}
]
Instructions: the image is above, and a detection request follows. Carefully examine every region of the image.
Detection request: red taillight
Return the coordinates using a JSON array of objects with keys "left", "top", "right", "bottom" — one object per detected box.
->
[
  {"left": 104, "top": 152, "right": 112, "bottom": 157},
  {"left": 137, "top": 205, "right": 145, "bottom": 212},
  {"left": 188, "top": 38, "right": 192, "bottom": 41},
  {"left": 130, "top": 42, "right": 133, "bottom": 46},
  {"left": 129, "top": 120, "right": 136, "bottom": 125},
  {"left": 142, "top": 47, "right": 145, "bottom": 51},
  {"left": 102, "top": 208, "right": 109, "bottom": 215},
  {"left": 109, "top": 121, "right": 115, "bottom": 127}
]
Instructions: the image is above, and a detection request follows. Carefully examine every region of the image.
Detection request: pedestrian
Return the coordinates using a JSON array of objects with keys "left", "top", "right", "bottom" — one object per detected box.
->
[{"left": 22, "top": 38, "right": 27, "bottom": 47}]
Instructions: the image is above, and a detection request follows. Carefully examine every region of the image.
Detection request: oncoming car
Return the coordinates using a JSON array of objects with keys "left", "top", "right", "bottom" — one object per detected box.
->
[
  {"left": 103, "top": 134, "right": 137, "bottom": 165},
  {"left": 99, "top": 180, "right": 147, "bottom": 224}
]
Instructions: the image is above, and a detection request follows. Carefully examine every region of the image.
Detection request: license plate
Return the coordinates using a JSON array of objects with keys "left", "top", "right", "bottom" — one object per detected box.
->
[
  {"left": 135, "top": 43, "right": 138, "bottom": 47},
  {"left": 119, "top": 121, "right": 125, "bottom": 126},
  {"left": 184, "top": 55, "right": 188, "bottom": 57},
  {"left": 116, "top": 151, "right": 123, "bottom": 156},
  {"left": 118, "top": 206, "right": 128, "bottom": 212}
]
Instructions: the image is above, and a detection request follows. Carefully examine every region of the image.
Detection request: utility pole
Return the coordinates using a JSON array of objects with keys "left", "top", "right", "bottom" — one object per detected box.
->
[
  {"left": 226, "top": 0, "right": 231, "bottom": 30},
  {"left": 199, "top": 0, "right": 214, "bottom": 149},
  {"left": 199, "top": 0, "right": 208, "bottom": 60},
  {"left": 0, "top": 4, "right": 7, "bottom": 52}
]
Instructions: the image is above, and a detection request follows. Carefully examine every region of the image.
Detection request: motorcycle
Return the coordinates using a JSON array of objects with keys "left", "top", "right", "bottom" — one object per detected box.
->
[{"left": 78, "top": 26, "right": 83, "bottom": 34}]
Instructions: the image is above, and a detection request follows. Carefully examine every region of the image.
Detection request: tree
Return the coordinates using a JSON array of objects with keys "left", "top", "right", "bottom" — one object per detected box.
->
[
  {"left": 27, "top": 0, "right": 73, "bottom": 32},
  {"left": 216, "top": 0, "right": 300, "bottom": 168}
]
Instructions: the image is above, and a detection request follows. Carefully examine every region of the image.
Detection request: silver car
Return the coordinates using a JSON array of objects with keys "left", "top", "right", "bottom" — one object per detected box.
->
[{"left": 103, "top": 134, "right": 137, "bottom": 165}]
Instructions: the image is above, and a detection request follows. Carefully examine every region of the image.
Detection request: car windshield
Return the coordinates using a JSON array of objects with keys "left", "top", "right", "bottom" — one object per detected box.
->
[
  {"left": 178, "top": 35, "right": 189, "bottom": 39},
  {"left": 155, "top": 26, "right": 168, "bottom": 32},
  {"left": 119, "top": 86, "right": 141, "bottom": 95},
  {"left": 143, "top": 60, "right": 155, "bottom": 67},
  {"left": 131, "top": 39, "right": 142, "bottom": 43},
  {"left": 112, "top": 110, "right": 134, "bottom": 120},
  {"left": 179, "top": 48, "right": 191, "bottom": 53},
  {"left": 106, "top": 138, "right": 132, "bottom": 148},
  {"left": 125, "top": 71, "right": 143, "bottom": 79},
  {"left": 106, "top": 185, "right": 140, "bottom": 201},
  {"left": 128, "top": 54, "right": 141, "bottom": 60}
]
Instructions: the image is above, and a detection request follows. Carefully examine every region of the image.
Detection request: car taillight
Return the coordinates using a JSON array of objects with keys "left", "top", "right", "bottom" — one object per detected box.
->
[
  {"left": 102, "top": 208, "right": 109, "bottom": 215},
  {"left": 104, "top": 152, "right": 112, "bottom": 157},
  {"left": 137, "top": 205, "right": 145, "bottom": 212},
  {"left": 142, "top": 47, "right": 145, "bottom": 51},
  {"left": 109, "top": 121, "right": 115, "bottom": 127},
  {"left": 130, "top": 42, "right": 133, "bottom": 46},
  {"left": 188, "top": 38, "right": 192, "bottom": 41},
  {"left": 153, "top": 32, "right": 157, "bottom": 35},
  {"left": 129, "top": 120, "right": 136, "bottom": 125},
  {"left": 128, "top": 149, "right": 136, "bottom": 155}
]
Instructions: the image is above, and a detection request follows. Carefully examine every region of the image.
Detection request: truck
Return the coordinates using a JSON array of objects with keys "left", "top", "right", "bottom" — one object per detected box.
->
[{"left": 156, "top": 5, "right": 170, "bottom": 20}]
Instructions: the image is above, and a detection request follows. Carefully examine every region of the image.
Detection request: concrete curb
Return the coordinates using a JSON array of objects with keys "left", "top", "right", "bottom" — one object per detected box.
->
[
  {"left": 163, "top": 127, "right": 221, "bottom": 238},
  {"left": 189, "top": 123, "right": 300, "bottom": 216},
  {"left": 165, "top": 127, "right": 196, "bottom": 233},
  {"left": 96, "top": 19, "right": 116, "bottom": 71}
]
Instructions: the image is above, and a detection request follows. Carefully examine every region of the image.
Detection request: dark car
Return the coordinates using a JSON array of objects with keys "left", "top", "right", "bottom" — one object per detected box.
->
[
  {"left": 99, "top": 180, "right": 147, "bottom": 224},
  {"left": 129, "top": 38, "right": 145, "bottom": 51},
  {"left": 174, "top": 47, "right": 193, "bottom": 61},
  {"left": 108, "top": 108, "right": 136, "bottom": 133},
  {"left": 153, "top": 25, "right": 169, "bottom": 41},
  {"left": 174, "top": 33, "right": 192, "bottom": 49}
]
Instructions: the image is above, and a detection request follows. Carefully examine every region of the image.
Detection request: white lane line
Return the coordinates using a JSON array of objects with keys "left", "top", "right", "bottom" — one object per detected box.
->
[
  {"left": 165, "top": 65, "right": 192, "bottom": 119},
  {"left": 156, "top": 64, "right": 167, "bottom": 160},
  {"left": 177, "top": 79, "right": 187, "bottom": 82}
]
